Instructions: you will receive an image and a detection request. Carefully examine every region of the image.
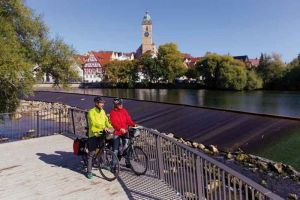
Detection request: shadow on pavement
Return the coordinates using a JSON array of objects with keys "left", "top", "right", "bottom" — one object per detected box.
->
[
  {"left": 36, "top": 151, "right": 84, "bottom": 174},
  {"left": 117, "top": 164, "right": 182, "bottom": 200}
]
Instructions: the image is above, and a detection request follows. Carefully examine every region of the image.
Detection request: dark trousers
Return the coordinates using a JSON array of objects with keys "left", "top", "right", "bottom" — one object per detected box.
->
[
  {"left": 87, "top": 136, "right": 104, "bottom": 173},
  {"left": 113, "top": 135, "right": 130, "bottom": 165}
]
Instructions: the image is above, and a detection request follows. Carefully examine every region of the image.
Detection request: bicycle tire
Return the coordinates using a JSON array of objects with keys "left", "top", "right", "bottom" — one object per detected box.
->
[
  {"left": 129, "top": 146, "right": 148, "bottom": 175},
  {"left": 98, "top": 148, "right": 120, "bottom": 181}
]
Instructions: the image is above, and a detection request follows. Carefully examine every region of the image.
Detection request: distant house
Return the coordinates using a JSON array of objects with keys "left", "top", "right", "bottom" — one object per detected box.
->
[
  {"left": 234, "top": 55, "right": 259, "bottom": 69},
  {"left": 81, "top": 51, "right": 135, "bottom": 83},
  {"left": 182, "top": 53, "right": 201, "bottom": 68}
]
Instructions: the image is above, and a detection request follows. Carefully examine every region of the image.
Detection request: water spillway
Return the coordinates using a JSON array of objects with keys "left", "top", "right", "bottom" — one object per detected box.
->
[{"left": 26, "top": 91, "right": 300, "bottom": 153}]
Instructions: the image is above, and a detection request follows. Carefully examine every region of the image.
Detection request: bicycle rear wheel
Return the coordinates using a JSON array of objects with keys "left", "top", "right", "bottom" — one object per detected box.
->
[
  {"left": 129, "top": 146, "right": 148, "bottom": 175},
  {"left": 99, "top": 148, "right": 120, "bottom": 181}
]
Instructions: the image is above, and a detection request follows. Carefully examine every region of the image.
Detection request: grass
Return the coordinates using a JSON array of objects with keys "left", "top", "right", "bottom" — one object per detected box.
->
[{"left": 254, "top": 129, "right": 300, "bottom": 171}]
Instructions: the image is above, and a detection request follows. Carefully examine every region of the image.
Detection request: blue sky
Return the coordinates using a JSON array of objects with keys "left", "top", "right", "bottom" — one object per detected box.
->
[{"left": 26, "top": 0, "right": 300, "bottom": 62}]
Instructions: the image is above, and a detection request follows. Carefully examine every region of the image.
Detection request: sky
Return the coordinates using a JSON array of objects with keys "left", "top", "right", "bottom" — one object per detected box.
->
[{"left": 25, "top": 0, "right": 300, "bottom": 62}]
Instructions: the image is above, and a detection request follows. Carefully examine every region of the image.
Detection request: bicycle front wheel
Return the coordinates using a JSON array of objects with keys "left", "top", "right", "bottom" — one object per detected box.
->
[
  {"left": 129, "top": 146, "right": 148, "bottom": 175},
  {"left": 98, "top": 148, "right": 120, "bottom": 181}
]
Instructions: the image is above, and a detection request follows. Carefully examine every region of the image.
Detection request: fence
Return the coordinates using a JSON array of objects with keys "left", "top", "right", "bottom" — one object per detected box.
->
[
  {"left": 0, "top": 107, "right": 283, "bottom": 199},
  {"left": 0, "top": 109, "right": 69, "bottom": 143},
  {"left": 68, "top": 108, "right": 283, "bottom": 200}
]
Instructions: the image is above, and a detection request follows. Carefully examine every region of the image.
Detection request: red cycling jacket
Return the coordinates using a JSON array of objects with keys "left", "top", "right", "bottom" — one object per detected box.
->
[{"left": 110, "top": 108, "right": 135, "bottom": 136}]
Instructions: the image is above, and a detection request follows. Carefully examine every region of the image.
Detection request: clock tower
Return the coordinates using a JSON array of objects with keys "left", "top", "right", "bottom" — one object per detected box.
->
[
  {"left": 142, "top": 12, "right": 153, "bottom": 54},
  {"left": 136, "top": 12, "right": 157, "bottom": 57}
]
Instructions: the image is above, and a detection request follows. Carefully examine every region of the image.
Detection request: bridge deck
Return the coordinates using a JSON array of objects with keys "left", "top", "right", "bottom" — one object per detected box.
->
[{"left": 0, "top": 135, "right": 181, "bottom": 200}]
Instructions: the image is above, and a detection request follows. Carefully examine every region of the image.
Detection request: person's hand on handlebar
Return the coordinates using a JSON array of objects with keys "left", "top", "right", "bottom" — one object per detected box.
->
[{"left": 120, "top": 128, "right": 126, "bottom": 134}]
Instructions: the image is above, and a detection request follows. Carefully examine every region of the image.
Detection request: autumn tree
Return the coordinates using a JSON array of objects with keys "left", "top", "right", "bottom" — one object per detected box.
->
[
  {"left": 0, "top": 0, "right": 78, "bottom": 112},
  {"left": 104, "top": 60, "right": 138, "bottom": 86},
  {"left": 137, "top": 52, "right": 163, "bottom": 83},
  {"left": 256, "top": 53, "right": 286, "bottom": 89},
  {"left": 196, "top": 53, "right": 248, "bottom": 90},
  {"left": 156, "top": 43, "right": 187, "bottom": 82}
]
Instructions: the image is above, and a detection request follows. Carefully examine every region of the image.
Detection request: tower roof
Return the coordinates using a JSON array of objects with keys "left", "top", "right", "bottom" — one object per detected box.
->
[{"left": 142, "top": 12, "right": 152, "bottom": 25}]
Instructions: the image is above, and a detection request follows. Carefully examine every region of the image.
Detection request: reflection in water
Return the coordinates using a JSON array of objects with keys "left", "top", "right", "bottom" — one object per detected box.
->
[{"left": 39, "top": 88, "right": 300, "bottom": 118}]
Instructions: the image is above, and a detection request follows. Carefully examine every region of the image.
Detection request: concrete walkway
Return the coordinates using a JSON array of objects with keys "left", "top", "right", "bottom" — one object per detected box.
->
[{"left": 0, "top": 135, "right": 181, "bottom": 200}]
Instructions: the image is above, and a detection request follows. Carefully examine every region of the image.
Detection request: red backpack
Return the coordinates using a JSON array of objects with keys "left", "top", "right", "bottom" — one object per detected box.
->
[{"left": 73, "top": 138, "right": 86, "bottom": 155}]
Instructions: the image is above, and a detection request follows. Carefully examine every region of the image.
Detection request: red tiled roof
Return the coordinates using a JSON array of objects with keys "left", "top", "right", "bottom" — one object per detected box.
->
[
  {"left": 91, "top": 51, "right": 114, "bottom": 66},
  {"left": 74, "top": 55, "right": 88, "bottom": 64},
  {"left": 248, "top": 59, "right": 259, "bottom": 67}
]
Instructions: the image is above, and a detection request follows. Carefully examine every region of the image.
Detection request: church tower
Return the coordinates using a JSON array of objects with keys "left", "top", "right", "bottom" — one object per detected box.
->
[
  {"left": 136, "top": 12, "right": 157, "bottom": 57},
  {"left": 142, "top": 12, "right": 153, "bottom": 54}
]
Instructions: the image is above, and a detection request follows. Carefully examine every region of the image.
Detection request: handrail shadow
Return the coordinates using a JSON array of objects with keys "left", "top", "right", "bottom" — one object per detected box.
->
[{"left": 117, "top": 163, "right": 181, "bottom": 200}]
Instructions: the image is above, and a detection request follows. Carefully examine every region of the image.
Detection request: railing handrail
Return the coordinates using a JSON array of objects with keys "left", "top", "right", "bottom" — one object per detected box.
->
[
  {"left": 0, "top": 108, "right": 67, "bottom": 116},
  {"left": 143, "top": 127, "right": 283, "bottom": 199}
]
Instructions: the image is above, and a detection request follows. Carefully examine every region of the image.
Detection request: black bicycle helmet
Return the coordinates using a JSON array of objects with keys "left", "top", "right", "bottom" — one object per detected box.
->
[
  {"left": 113, "top": 98, "right": 123, "bottom": 105},
  {"left": 94, "top": 96, "right": 105, "bottom": 103}
]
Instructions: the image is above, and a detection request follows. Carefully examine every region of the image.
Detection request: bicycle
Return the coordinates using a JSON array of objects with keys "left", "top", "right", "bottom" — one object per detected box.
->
[
  {"left": 81, "top": 132, "right": 120, "bottom": 181},
  {"left": 118, "top": 126, "right": 148, "bottom": 175}
]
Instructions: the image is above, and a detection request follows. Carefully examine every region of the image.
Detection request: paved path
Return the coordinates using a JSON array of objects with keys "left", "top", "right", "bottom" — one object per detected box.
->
[{"left": 0, "top": 135, "right": 181, "bottom": 200}]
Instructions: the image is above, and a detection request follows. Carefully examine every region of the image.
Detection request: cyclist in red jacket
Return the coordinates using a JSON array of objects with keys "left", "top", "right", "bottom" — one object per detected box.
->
[{"left": 110, "top": 98, "right": 135, "bottom": 168}]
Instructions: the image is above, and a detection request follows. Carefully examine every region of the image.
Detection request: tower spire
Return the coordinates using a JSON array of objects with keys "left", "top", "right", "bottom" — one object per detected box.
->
[{"left": 142, "top": 11, "right": 152, "bottom": 25}]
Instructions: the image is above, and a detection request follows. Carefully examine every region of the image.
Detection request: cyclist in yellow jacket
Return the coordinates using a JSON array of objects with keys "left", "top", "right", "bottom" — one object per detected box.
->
[{"left": 86, "top": 96, "right": 112, "bottom": 179}]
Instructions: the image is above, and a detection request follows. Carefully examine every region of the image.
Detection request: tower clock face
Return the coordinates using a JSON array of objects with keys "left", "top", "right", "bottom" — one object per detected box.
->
[{"left": 144, "top": 32, "right": 149, "bottom": 37}]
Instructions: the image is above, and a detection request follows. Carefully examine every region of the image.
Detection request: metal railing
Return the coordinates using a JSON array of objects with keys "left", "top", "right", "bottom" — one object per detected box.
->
[
  {"left": 0, "top": 109, "right": 69, "bottom": 143},
  {"left": 68, "top": 108, "right": 283, "bottom": 200}
]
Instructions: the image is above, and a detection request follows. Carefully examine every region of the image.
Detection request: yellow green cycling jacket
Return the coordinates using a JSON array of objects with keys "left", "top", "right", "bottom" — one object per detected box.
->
[{"left": 87, "top": 107, "right": 112, "bottom": 138}]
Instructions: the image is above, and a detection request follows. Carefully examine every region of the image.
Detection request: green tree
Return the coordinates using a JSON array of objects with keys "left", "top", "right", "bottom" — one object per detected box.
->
[
  {"left": 104, "top": 60, "right": 138, "bottom": 86},
  {"left": 284, "top": 55, "right": 300, "bottom": 90},
  {"left": 196, "top": 53, "right": 247, "bottom": 90},
  {"left": 35, "top": 38, "right": 79, "bottom": 86},
  {"left": 0, "top": 0, "right": 78, "bottom": 112},
  {"left": 256, "top": 53, "right": 286, "bottom": 89},
  {"left": 137, "top": 52, "right": 163, "bottom": 83},
  {"left": 157, "top": 43, "right": 187, "bottom": 82},
  {"left": 216, "top": 56, "right": 247, "bottom": 90},
  {"left": 245, "top": 70, "right": 263, "bottom": 90},
  {"left": 185, "top": 67, "right": 199, "bottom": 79}
]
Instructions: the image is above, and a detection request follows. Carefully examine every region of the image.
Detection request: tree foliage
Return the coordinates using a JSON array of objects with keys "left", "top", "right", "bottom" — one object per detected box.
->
[
  {"left": 185, "top": 67, "right": 199, "bottom": 79},
  {"left": 0, "top": 0, "right": 78, "bottom": 112},
  {"left": 284, "top": 56, "right": 300, "bottom": 90},
  {"left": 137, "top": 52, "right": 163, "bottom": 83},
  {"left": 245, "top": 70, "right": 263, "bottom": 90},
  {"left": 196, "top": 53, "right": 249, "bottom": 90},
  {"left": 256, "top": 53, "right": 286, "bottom": 89},
  {"left": 104, "top": 60, "right": 138, "bottom": 86},
  {"left": 156, "top": 43, "right": 187, "bottom": 82}
]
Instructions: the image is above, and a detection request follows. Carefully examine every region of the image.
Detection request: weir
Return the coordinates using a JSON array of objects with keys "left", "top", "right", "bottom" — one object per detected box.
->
[{"left": 26, "top": 91, "right": 300, "bottom": 152}]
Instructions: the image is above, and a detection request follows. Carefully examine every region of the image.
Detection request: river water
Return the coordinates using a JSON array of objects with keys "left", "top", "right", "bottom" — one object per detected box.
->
[{"left": 39, "top": 88, "right": 300, "bottom": 118}]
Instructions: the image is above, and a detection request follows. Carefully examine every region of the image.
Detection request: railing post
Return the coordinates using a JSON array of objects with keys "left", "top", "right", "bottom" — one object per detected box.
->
[
  {"left": 156, "top": 135, "right": 164, "bottom": 180},
  {"left": 36, "top": 111, "right": 40, "bottom": 137},
  {"left": 196, "top": 155, "right": 204, "bottom": 199},
  {"left": 58, "top": 109, "right": 62, "bottom": 134},
  {"left": 71, "top": 109, "right": 76, "bottom": 135}
]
